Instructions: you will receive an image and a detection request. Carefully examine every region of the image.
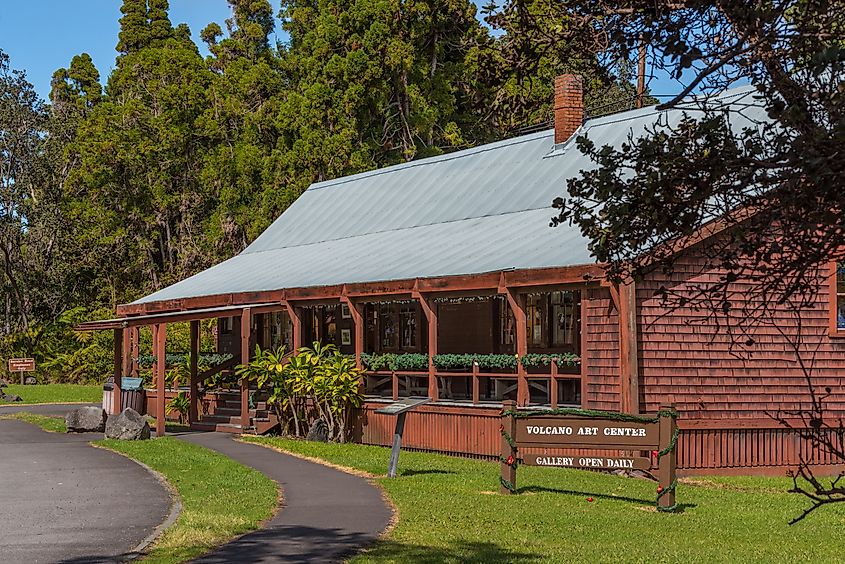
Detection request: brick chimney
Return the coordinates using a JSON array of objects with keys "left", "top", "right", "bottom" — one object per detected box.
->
[{"left": 554, "top": 74, "right": 584, "bottom": 144}]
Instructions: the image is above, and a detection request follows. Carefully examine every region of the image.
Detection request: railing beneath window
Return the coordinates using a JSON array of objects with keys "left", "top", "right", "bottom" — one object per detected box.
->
[{"left": 364, "top": 359, "right": 581, "bottom": 407}]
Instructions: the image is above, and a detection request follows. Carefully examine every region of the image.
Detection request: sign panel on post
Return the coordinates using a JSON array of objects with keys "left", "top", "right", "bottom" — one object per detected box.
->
[
  {"left": 522, "top": 454, "right": 652, "bottom": 471},
  {"left": 8, "top": 358, "right": 35, "bottom": 385},
  {"left": 499, "top": 401, "right": 679, "bottom": 512},
  {"left": 515, "top": 417, "right": 659, "bottom": 449},
  {"left": 375, "top": 397, "right": 431, "bottom": 478},
  {"left": 8, "top": 358, "right": 35, "bottom": 373}
]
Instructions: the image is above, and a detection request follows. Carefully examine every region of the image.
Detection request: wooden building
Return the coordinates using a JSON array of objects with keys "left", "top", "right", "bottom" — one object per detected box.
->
[{"left": 79, "top": 75, "right": 845, "bottom": 475}]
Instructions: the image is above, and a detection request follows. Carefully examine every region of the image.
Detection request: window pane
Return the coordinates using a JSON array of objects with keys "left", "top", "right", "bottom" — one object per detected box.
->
[
  {"left": 400, "top": 304, "right": 416, "bottom": 349},
  {"left": 379, "top": 303, "right": 398, "bottom": 349}
]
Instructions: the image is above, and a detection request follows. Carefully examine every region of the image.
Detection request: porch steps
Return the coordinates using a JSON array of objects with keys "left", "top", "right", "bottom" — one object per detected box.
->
[{"left": 190, "top": 389, "right": 280, "bottom": 435}]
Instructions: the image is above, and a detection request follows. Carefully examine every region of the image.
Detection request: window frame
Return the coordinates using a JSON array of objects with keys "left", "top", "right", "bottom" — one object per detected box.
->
[{"left": 829, "top": 261, "right": 845, "bottom": 337}]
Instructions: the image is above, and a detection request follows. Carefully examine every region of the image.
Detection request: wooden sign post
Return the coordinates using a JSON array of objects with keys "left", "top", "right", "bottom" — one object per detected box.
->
[
  {"left": 8, "top": 358, "right": 35, "bottom": 385},
  {"left": 375, "top": 397, "right": 431, "bottom": 478},
  {"left": 499, "top": 400, "right": 679, "bottom": 511}
]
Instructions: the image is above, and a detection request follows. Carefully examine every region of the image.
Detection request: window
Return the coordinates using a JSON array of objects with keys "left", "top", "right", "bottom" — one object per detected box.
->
[
  {"left": 550, "top": 291, "right": 578, "bottom": 348},
  {"left": 498, "top": 297, "right": 515, "bottom": 350},
  {"left": 365, "top": 301, "right": 421, "bottom": 353},
  {"left": 525, "top": 291, "right": 581, "bottom": 353},
  {"left": 269, "top": 311, "right": 293, "bottom": 350}
]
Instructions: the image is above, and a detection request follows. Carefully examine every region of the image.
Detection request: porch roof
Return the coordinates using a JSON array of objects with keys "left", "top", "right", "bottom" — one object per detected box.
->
[
  {"left": 130, "top": 86, "right": 765, "bottom": 309},
  {"left": 76, "top": 302, "right": 282, "bottom": 331}
]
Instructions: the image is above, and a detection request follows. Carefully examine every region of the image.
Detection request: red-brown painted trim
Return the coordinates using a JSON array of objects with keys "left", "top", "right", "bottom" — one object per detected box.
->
[
  {"left": 240, "top": 309, "right": 252, "bottom": 427},
  {"left": 189, "top": 320, "right": 199, "bottom": 424},
  {"left": 617, "top": 282, "right": 639, "bottom": 414},
  {"left": 153, "top": 324, "right": 167, "bottom": 438},
  {"left": 415, "top": 292, "right": 439, "bottom": 401},
  {"left": 114, "top": 265, "right": 605, "bottom": 317},
  {"left": 113, "top": 328, "right": 123, "bottom": 415},
  {"left": 341, "top": 293, "right": 365, "bottom": 370},
  {"left": 580, "top": 295, "right": 589, "bottom": 409},
  {"left": 501, "top": 287, "right": 529, "bottom": 406}
]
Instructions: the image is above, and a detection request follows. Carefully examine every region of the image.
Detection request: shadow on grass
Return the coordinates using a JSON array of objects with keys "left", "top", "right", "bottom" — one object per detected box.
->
[
  {"left": 370, "top": 539, "right": 541, "bottom": 563},
  {"left": 58, "top": 527, "right": 541, "bottom": 564},
  {"left": 400, "top": 468, "right": 455, "bottom": 477},
  {"left": 518, "top": 485, "right": 696, "bottom": 512}
]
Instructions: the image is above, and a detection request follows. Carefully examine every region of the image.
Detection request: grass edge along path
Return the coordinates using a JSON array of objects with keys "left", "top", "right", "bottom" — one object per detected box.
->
[
  {"left": 1, "top": 413, "right": 278, "bottom": 564},
  {"left": 0, "top": 383, "right": 101, "bottom": 404},
  {"left": 0, "top": 411, "right": 67, "bottom": 432},
  {"left": 243, "top": 436, "right": 845, "bottom": 564}
]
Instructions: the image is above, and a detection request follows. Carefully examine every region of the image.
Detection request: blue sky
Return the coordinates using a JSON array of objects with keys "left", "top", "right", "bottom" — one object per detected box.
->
[
  {"left": 1, "top": 1, "right": 252, "bottom": 99},
  {"left": 1, "top": 1, "right": 683, "bottom": 102}
]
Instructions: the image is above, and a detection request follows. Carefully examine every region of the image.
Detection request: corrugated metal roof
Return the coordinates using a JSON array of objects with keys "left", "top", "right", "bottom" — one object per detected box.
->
[{"left": 134, "top": 86, "right": 766, "bottom": 305}]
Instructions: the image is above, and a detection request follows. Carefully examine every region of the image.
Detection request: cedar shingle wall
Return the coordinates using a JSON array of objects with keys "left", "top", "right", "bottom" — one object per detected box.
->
[
  {"left": 638, "top": 251, "right": 845, "bottom": 419},
  {"left": 586, "top": 287, "right": 621, "bottom": 410}
]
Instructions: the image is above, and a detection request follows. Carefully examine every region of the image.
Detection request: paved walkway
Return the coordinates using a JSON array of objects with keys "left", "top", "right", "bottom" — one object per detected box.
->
[
  {"left": 178, "top": 432, "right": 393, "bottom": 563},
  {"left": 0, "top": 404, "right": 172, "bottom": 564}
]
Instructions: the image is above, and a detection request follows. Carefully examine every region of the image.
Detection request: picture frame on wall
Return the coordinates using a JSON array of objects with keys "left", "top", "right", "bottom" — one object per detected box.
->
[
  {"left": 341, "top": 328, "right": 352, "bottom": 346},
  {"left": 341, "top": 304, "right": 351, "bottom": 319}
]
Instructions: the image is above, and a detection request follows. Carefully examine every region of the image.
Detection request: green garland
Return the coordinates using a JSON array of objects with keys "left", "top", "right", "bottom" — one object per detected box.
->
[
  {"left": 501, "top": 406, "right": 677, "bottom": 424},
  {"left": 656, "top": 479, "right": 679, "bottom": 512},
  {"left": 520, "top": 352, "right": 580, "bottom": 368},
  {"left": 138, "top": 353, "right": 233, "bottom": 368},
  {"left": 360, "top": 352, "right": 429, "bottom": 372},
  {"left": 499, "top": 422, "right": 519, "bottom": 493},
  {"left": 361, "top": 352, "right": 583, "bottom": 372},
  {"left": 434, "top": 353, "right": 517, "bottom": 371}
]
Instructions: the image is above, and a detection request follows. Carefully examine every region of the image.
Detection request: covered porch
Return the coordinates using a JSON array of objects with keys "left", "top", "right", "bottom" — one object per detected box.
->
[{"left": 77, "top": 262, "right": 645, "bottom": 438}]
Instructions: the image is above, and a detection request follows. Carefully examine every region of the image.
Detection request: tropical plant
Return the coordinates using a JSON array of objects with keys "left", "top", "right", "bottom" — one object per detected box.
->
[
  {"left": 167, "top": 391, "right": 190, "bottom": 424},
  {"left": 236, "top": 342, "right": 363, "bottom": 442}
]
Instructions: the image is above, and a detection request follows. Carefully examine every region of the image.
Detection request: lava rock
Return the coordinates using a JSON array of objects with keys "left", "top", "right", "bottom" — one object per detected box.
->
[
  {"left": 105, "top": 408, "right": 151, "bottom": 440},
  {"left": 65, "top": 406, "right": 107, "bottom": 433},
  {"left": 24, "top": 377, "right": 36, "bottom": 385},
  {"left": 0, "top": 378, "right": 8, "bottom": 387},
  {"left": 0, "top": 392, "right": 22, "bottom": 402},
  {"left": 306, "top": 418, "right": 329, "bottom": 442}
]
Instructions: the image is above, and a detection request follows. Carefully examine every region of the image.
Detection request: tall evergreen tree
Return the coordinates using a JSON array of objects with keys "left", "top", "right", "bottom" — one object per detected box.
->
[{"left": 116, "top": 0, "right": 150, "bottom": 54}]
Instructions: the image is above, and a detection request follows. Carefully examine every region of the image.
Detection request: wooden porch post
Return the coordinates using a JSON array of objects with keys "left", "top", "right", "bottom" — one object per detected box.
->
[
  {"left": 112, "top": 328, "right": 123, "bottom": 415},
  {"left": 282, "top": 300, "right": 302, "bottom": 353},
  {"left": 341, "top": 296, "right": 365, "bottom": 370},
  {"left": 416, "top": 293, "right": 438, "bottom": 401},
  {"left": 618, "top": 282, "right": 639, "bottom": 414},
  {"left": 153, "top": 323, "right": 167, "bottom": 437},
  {"left": 580, "top": 294, "right": 590, "bottom": 408},
  {"left": 130, "top": 327, "right": 140, "bottom": 377},
  {"left": 240, "top": 308, "right": 252, "bottom": 432},
  {"left": 189, "top": 320, "right": 199, "bottom": 424},
  {"left": 502, "top": 288, "right": 528, "bottom": 406}
]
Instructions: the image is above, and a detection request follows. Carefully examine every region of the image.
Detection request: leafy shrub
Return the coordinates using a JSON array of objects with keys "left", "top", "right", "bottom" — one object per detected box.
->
[
  {"left": 167, "top": 391, "right": 191, "bottom": 424},
  {"left": 237, "top": 342, "right": 363, "bottom": 442}
]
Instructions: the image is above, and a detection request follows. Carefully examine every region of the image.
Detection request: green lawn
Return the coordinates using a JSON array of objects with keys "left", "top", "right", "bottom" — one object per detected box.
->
[
  {"left": 244, "top": 437, "right": 845, "bottom": 564},
  {"left": 2, "top": 412, "right": 277, "bottom": 563},
  {"left": 0, "top": 411, "right": 68, "bottom": 432},
  {"left": 0, "top": 383, "right": 101, "bottom": 404},
  {"left": 100, "top": 438, "right": 277, "bottom": 563}
]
